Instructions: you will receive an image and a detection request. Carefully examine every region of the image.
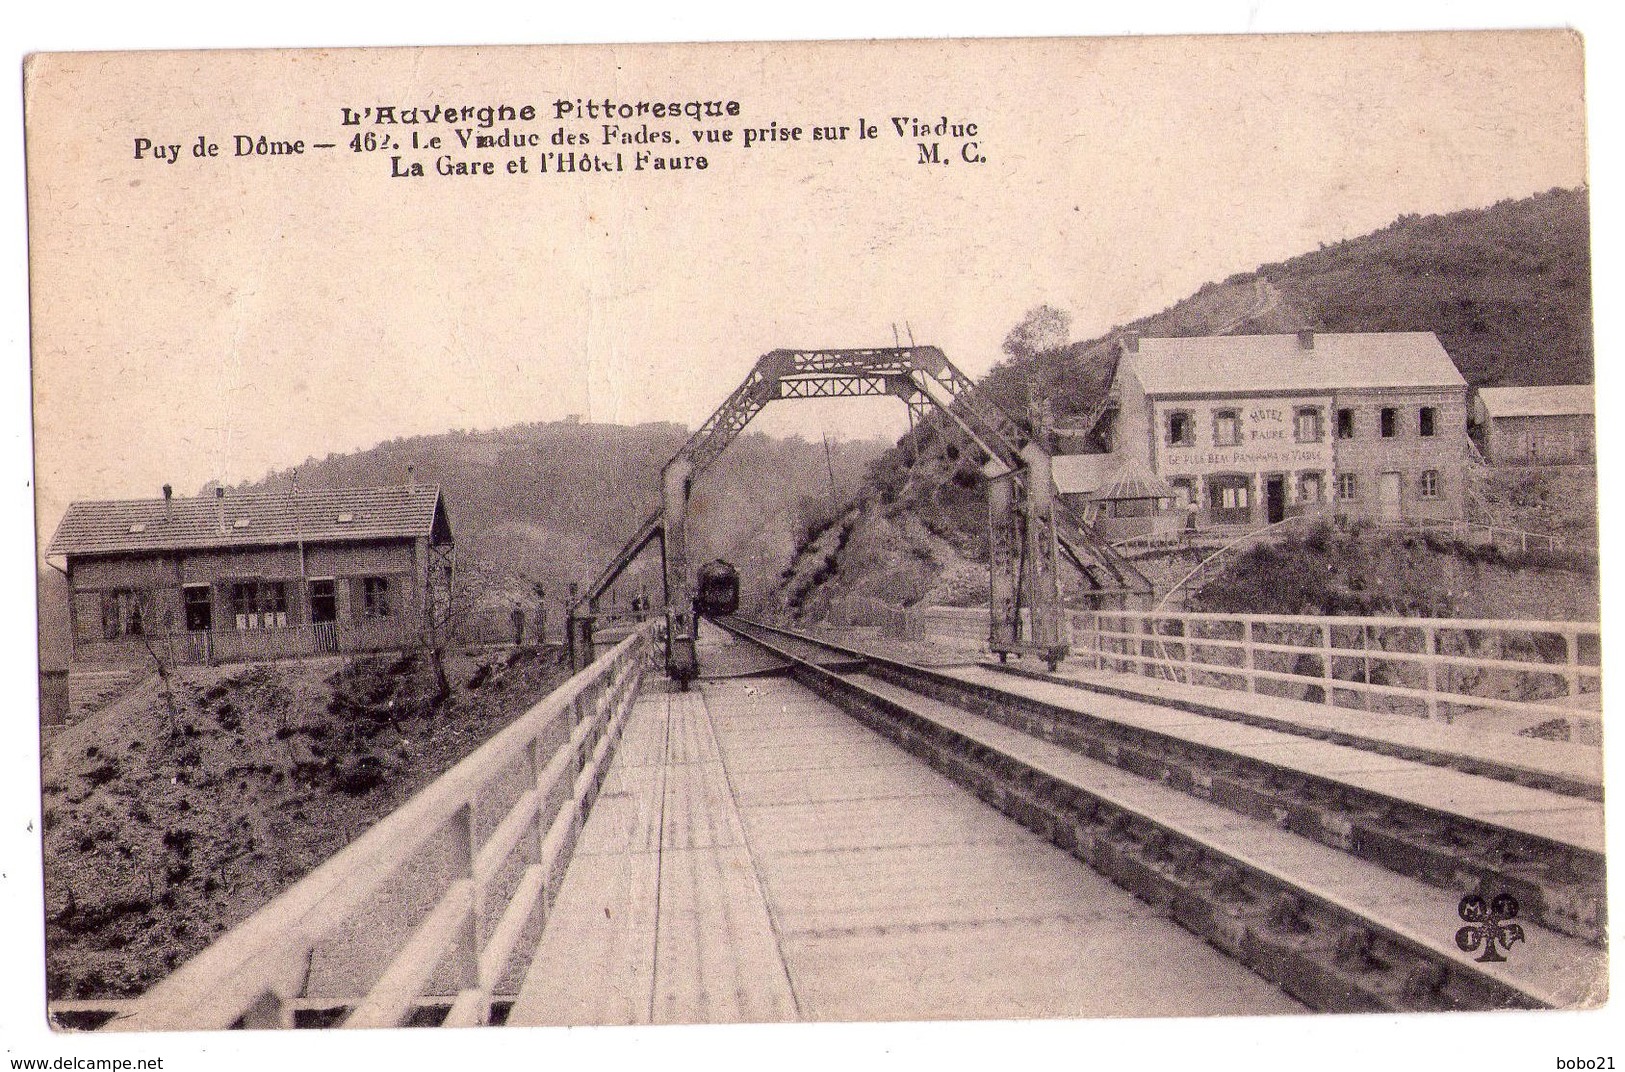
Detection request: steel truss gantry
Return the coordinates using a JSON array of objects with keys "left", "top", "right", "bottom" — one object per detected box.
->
[{"left": 568, "top": 345, "right": 1150, "bottom": 681}]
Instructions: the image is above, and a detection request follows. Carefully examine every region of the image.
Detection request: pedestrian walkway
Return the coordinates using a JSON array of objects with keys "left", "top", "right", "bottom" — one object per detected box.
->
[{"left": 508, "top": 675, "right": 1302, "bottom": 1025}]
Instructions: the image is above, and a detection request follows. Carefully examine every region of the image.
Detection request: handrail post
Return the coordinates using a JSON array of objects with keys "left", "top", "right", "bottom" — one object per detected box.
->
[
  {"left": 1243, "top": 618, "right": 1256, "bottom": 693},
  {"left": 450, "top": 802, "right": 480, "bottom": 992},
  {"left": 527, "top": 737, "right": 546, "bottom": 865},
  {"left": 238, "top": 986, "right": 295, "bottom": 1030},
  {"left": 1320, "top": 621, "right": 1335, "bottom": 706},
  {"left": 1178, "top": 616, "right": 1192, "bottom": 685},
  {"left": 1424, "top": 624, "right": 1439, "bottom": 721},
  {"left": 1564, "top": 628, "right": 1580, "bottom": 700},
  {"left": 1361, "top": 626, "right": 1372, "bottom": 711}
]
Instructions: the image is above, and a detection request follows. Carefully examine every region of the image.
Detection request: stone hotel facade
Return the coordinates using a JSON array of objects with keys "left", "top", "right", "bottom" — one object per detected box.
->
[{"left": 1100, "top": 331, "right": 1470, "bottom": 527}]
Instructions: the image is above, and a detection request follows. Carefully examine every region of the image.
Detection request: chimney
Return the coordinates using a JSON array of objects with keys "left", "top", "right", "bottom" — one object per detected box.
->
[
  {"left": 216, "top": 485, "right": 225, "bottom": 534},
  {"left": 1297, "top": 330, "right": 1315, "bottom": 350},
  {"left": 407, "top": 463, "right": 415, "bottom": 488},
  {"left": 162, "top": 484, "right": 173, "bottom": 521},
  {"left": 1120, "top": 330, "right": 1140, "bottom": 354}
]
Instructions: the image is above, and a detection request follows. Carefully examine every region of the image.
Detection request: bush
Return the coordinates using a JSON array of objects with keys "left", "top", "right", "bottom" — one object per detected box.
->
[{"left": 335, "top": 755, "right": 386, "bottom": 796}]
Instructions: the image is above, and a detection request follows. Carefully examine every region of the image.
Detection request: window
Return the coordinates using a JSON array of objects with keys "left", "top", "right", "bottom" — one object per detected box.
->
[
  {"left": 1337, "top": 408, "right": 1355, "bottom": 439},
  {"left": 1420, "top": 470, "right": 1440, "bottom": 499},
  {"left": 1213, "top": 409, "right": 1241, "bottom": 447},
  {"left": 1165, "top": 410, "right": 1193, "bottom": 447},
  {"left": 1419, "top": 406, "right": 1437, "bottom": 437},
  {"left": 1294, "top": 407, "right": 1322, "bottom": 443},
  {"left": 1380, "top": 407, "right": 1397, "bottom": 438},
  {"left": 100, "top": 589, "right": 147, "bottom": 639},
  {"left": 362, "top": 577, "right": 392, "bottom": 618},
  {"left": 1299, "top": 472, "right": 1324, "bottom": 504},
  {"left": 230, "top": 581, "right": 287, "bottom": 630},
  {"left": 1337, "top": 473, "right": 1359, "bottom": 500},
  {"left": 1168, "top": 477, "right": 1196, "bottom": 507}
]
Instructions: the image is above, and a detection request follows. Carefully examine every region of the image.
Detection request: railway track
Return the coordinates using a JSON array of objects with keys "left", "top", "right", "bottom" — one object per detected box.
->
[{"left": 714, "top": 616, "right": 1606, "bottom": 1013}]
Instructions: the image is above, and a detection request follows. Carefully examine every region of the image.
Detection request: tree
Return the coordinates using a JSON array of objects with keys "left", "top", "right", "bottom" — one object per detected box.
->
[
  {"left": 1001, "top": 304, "right": 1073, "bottom": 359},
  {"left": 420, "top": 552, "right": 506, "bottom": 702},
  {"left": 130, "top": 594, "right": 184, "bottom": 740}
]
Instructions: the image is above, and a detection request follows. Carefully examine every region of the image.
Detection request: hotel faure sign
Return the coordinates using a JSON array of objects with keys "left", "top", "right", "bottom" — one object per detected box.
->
[{"left": 1157, "top": 403, "right": 1333, "bottom": 475}]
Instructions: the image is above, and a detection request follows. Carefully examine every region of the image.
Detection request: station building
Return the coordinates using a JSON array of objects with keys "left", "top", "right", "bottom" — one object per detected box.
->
[
  {"left": 46, "top": 483, "right": 454, "bottom": 667},
  {"left": 1097, "top": 331, "right": 1470, "bottom": 527}
]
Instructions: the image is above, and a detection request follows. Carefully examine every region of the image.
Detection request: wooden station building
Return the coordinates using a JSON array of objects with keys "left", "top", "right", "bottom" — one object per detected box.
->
[{"left": 46, "top": 483, "right": 454, "bottom": 667}]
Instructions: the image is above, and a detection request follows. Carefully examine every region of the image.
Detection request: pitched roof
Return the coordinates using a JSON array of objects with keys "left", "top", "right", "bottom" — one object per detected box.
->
[
  {"left": 1123, "top": 332, "right": 1467, "bottom": 396},
  {"left": 1476, "top": 385, "right": 1595, "bottom": 419},
  {"left": 46, "top": 484, "right": 450, "bottom": 558}
]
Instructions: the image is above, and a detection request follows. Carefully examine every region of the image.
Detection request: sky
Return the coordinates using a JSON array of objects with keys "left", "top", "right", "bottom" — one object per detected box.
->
[{"left": 23, "top": 31, "right": 1589, "bottom": 552}]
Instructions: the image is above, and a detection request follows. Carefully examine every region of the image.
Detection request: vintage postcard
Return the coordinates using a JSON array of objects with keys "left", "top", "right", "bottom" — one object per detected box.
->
[{"left": 16, "top": 25, "right": 1615, "bottom": 1067}]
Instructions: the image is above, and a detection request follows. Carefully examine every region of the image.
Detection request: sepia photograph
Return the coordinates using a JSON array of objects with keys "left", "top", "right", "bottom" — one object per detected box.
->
[{"left": 8, "top": 7, "right": 1620, "bottom": 1070}]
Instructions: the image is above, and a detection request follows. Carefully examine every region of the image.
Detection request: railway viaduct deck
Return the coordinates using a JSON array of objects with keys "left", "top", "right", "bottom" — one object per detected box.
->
[{"left": 84, "top": 614, "right": 1605, "bottom": 1031}]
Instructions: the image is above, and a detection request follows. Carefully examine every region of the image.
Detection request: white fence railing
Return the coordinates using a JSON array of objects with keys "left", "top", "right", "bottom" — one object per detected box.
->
[
  {"left": 98, "top": 621, "right": 655, "bottom": 1031},
  {"left": 1077, "top": 609, "right": 1601, "bottom": 723}
]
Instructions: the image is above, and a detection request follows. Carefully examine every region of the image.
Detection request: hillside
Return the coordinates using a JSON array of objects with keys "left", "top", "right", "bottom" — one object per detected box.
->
[
  {"left": 42, "top": 647, "right": 569, "bottom": 1000},
  {"left": 1261, "top": 188, "right": 1592, "bottom": 388},
  {"left": 769, "top": 187, "right": 1595, "bottom": 617},
  {"left": 1190, "top": 521, "right": 1598, "bottom": 622},
  {"left": 248, "top": 422, "right": 884, "bottom": 613},
  {"left": 38, "top": 422, "right": 887, "bottom": 671}
]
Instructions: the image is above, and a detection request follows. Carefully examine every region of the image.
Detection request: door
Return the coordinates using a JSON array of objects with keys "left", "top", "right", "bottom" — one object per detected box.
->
[
  {"left": 1378, "top": 472, "right": 1402, "bottom": 521},
  {"left": 309, "top": 579, "right": 338, "bottom": 652},
  {"left": 183, "top": 584, "right": 212, "bottom": 632},
  {"left": 1265, "top": 475, "right": 1286, "bottom": 524}
]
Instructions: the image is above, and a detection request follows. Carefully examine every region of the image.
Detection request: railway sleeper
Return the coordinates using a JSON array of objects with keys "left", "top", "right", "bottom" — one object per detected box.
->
[{"left": 859, "top": 660, "right": 1605, "bottom": 944}]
